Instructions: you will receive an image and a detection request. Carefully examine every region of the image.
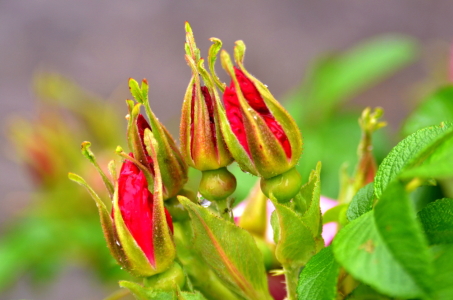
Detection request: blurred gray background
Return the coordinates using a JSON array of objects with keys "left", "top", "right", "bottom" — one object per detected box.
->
[{"left": 1, "top": 1, "right": 452, "bottom": 299}]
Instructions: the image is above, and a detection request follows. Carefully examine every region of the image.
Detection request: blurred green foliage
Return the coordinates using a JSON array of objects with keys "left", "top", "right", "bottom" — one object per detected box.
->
[{"left": 2, "top": 73, "right": 131, "bottom": 291}]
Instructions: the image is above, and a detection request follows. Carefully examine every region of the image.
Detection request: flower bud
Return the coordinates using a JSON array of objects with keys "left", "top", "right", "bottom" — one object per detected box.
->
[
  {"left": 111, "top": 131, "right": 176, "bottom": 277},
  {"left": 217, "top": 41, "right": 303, "bottom": 179},
  {"left": 180, "top": 22, "right": 233, "bottom": 171},
  {"left": 111, "top": 157, "right": 175, "bottom": 276},
  {"left": 127, "top": 98, "right": 188, "bottom": 200}
]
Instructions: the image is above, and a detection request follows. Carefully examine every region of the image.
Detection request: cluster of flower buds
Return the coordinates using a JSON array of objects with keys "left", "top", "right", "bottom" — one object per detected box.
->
[
  {"left": 180, "top": 23, "right": 237, "bottom": 204},
  {"left": 181, "top": 22, "right": 303, "bottom": 203},
  {"left": 71, "top": 21, "right": 305, "bottom": 283}
]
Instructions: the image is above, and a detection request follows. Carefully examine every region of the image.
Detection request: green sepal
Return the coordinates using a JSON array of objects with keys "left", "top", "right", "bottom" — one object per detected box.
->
[
  {"left": 129, "top": 78, "right": 149, "bottom": 105},
  {"left": 179, "top": 196, "right": 273, "bottom": 300},
  {"left": 142, "top": 100, "right": 188, "bottom": 200},
  {"left": 184, "top": 22, "right": 200, "bottom": 61},
  {"left": 208, "top": 37, "right": 226, "bottom": 92},
  {"left": 144, "top": 129, "right": 177, "bottom": 272},
  {"left": 80, "top": 141, "right": 114, "bottom": 197},
  {"left": 293, "top": 162, "right": 324, "bottom": 242},
  {"left": 127, "top": 103, "right": 150, "bottom": 170},
  {"left": 68, "top": 173, "right": 128, "bottom": 270}
]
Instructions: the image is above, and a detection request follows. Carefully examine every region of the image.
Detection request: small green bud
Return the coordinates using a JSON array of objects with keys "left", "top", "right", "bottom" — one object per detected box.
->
[
  {"left": 199, "top": 167, "right": 237, "bottom": 201},
  {"left": 260, "top": 167, "right": 302, "bottom": 203}
]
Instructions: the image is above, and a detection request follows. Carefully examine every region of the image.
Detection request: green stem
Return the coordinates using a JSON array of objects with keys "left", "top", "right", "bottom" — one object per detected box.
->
[{"left": 283, "top": 264, "right": 299, "bottom": 300}]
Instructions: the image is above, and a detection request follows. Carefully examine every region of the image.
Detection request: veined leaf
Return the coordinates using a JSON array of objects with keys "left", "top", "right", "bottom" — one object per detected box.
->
[
  {"left": 271, "top": 202, "right": 317, "bottom": 267},
  {"left": 179, "top": 197, "right": 272, "bottom": 300},
  {"left": 347, "top": 183, "right": 374, "bottom": 221},
  {"left": 374, "top": 182, "right": 433, "bottom": 295},
  {"left": 400, "top": 137, "right": 453, "bottom": 179},
  {"left": 294, "top": 162, "right": 323, "bottom": 238},
  {"left": 374, "top": 123, "right": 453, "bottom": 199},
  {"left": 333, "top": 211, "right": 426, "bottom": 298},
  {"left": 431, "top": 245, "right": 453, "bottom": 300},
  {"left": 297, "top": 246, "right": 339, "bottom": 300},
  {"left": 418, "top": 198, "right": 453, "bottom": 245}
]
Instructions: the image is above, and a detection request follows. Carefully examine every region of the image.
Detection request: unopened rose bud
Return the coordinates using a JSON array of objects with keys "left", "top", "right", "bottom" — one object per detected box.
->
[
  {"left": 127, "top": 89, "right": 188, "bottom": 200},
  {"left": 215, "top": 41, "right": 303, "bottom": 201},
  {"left": 180, "top": 22, "right": 233, "bottom": 172}
]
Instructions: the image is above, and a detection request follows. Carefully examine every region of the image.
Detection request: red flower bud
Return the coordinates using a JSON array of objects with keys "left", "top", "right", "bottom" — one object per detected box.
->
[
  {"left": 180, "top": 24, "right": 233, "bottom": 171},
  {"left": 115, "top": 157, "right": 173, "bottom": 265},
  {"left": 127, "top": 94, "right": 188, "bottom": 200},
  {"left": 217, "top": 42, "right": 303, "bottom": 180}
]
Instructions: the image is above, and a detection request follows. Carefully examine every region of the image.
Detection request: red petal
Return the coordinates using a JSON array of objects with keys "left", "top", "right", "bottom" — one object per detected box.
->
[
  {"left": 165, "top": 209, "right": 174, "bottom": 234},
  {"left": 137, "top": 114, "right": 152, "bottom": 152},
  {"left": 234, "top": 67, "right": 291, "bottom": 159},
  {"left": 117, "top": 159, "right": 156, "bottom": 265},
  {"left": 224, "top": 85, "right": 250, "bottom": 155}
]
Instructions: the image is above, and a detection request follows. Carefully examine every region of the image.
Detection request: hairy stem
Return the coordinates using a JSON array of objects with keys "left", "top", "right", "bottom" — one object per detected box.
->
[{"left": 283, "top": 264, "right": 299, "bottom": 300}]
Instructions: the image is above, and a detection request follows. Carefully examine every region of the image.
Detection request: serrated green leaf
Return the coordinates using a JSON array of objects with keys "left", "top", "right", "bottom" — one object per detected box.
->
[
  {"left": 294, "top": 163, "right": 323, "bottom": 239},
  {"left": 418, "top": 198, "right": 453, "bottom": 245},
  {"left": 333, "top": 211, "right": 426, "bottom": 298},
  {"left": 347, "top": 183, "right": 374, "bottom": 221},
  {"left": 297, "top": 246, "right": 339, "bottom": 300},
  {"left": 374, "top": 182, "right": 433, "bottom": 295},
  {"left": 400, "top": 137, "right": 453, "bottom": 179},
  {"left": 179, "top": 197, "right": 272, "bottom": 300},
  {"left": 374, "top": 123, "right": 453, "bottom": 199},
  {"left": 403, "top": 86, "right": 453, "bottom": 136},
  {"left": 271, "top": 202, "right": 317, "bottom": 267},
  {"left": 431, "top": 244, "right": 453, "bottom": 300}
]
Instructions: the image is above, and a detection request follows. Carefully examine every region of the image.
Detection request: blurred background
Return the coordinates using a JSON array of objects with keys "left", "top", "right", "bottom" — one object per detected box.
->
[{"left": 1, "top": 1, "right": 452, "bottom": 299}]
